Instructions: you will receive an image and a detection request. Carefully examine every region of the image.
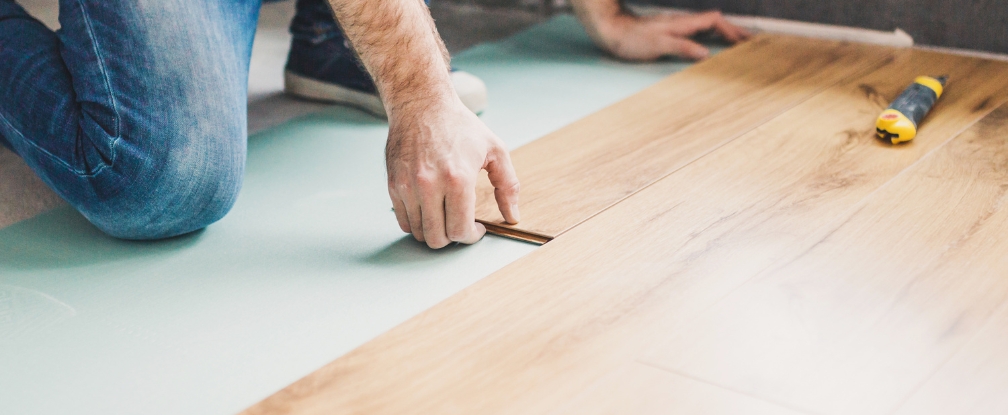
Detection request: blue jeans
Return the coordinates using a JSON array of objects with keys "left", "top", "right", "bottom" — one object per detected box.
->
[{"left": 0, "top": 0, "right": 347, "bottom": 240}]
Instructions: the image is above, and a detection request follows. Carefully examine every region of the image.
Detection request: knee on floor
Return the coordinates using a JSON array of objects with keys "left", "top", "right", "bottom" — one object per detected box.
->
[{"left": 83, "top": 130, "right": 247, "bottom": 241}]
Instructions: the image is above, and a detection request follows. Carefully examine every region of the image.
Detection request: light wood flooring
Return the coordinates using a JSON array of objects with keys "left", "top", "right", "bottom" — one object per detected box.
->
[{"left": 242, "top": 34, "right": 1008, "bottom": 414}]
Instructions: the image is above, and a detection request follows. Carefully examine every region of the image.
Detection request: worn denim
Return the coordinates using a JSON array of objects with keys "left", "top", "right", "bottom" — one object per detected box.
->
[
  {"left": 0, "top": 0, "right": 262, "bottom": 239},
  {"left": 0, "top": 0, "right": 367, "bottom": 239}
]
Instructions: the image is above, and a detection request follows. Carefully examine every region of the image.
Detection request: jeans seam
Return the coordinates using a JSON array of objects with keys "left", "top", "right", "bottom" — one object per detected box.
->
[
  {"left": 0, "top": 109, "right": 105, "bottom": 177},
  {"left": 73, "top": 0, "right": 121, "bottom": 172},
  {"left": 0, "top": 15, "right": 29, "bottom": 24}
]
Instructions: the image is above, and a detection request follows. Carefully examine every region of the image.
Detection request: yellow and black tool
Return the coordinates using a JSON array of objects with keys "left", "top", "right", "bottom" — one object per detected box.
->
[{"left": 876, "top": 75, "right": 948, "bottom": 144}]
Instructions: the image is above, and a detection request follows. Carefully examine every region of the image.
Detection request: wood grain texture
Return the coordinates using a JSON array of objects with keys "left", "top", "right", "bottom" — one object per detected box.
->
[
  {"left": 886, "top": 110, "right": 1008, "bottom": 415},
  {"left": 242, "top": 48, "right": 1008, "bottom": 415},
  {"left": 642, "top": 105, "right": 1008, "bottom": 415},
  {"left": 550, "top": 362, "right": 807, "bottom": 415},
  {"left": 482, "top": 222, "right": 551, "bottom": 244},
  {"left": 475, "top": 34, "right": 896, "bottom": 242},
  {"left": 895, "top": 295, "right": 1008, "bottom": 414}
]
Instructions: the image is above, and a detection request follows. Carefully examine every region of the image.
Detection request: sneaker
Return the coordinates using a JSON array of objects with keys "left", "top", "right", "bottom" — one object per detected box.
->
[{"left": 284, "top": 37, "right": 488, "bottom": 118}]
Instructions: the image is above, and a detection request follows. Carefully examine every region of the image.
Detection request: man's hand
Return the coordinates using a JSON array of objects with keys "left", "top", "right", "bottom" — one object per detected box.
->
[
  {"left": 386, "top": 99, "right": 520, "bottom": 249},
  {"left": 571, "top": 0, "right": 750, "bottom": 61},
  {"left": 326, "top": 0, "right": 520, "bottom": 249}
]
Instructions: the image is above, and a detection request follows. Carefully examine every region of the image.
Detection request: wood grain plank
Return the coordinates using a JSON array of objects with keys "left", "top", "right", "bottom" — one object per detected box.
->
[
  {"left": 475, "top": 34, "right": 897, "bottom": 242},
  {"left": 550, "top": 362, "right": 808, "bottom": 415},
  {"left": 641, "top": 106, "right": 1008, "bottom": 414},
  {"left": 895, "top": 300, "right": 1008, "bottom": 414},
  {"left": 242, "top": 50, "right": 1008, "bottom": 415}
]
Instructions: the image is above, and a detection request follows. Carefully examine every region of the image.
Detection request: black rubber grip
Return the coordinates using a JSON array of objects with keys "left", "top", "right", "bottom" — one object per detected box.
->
[{"left": 888, "top": 77, "right": 945, "bottom": 127}]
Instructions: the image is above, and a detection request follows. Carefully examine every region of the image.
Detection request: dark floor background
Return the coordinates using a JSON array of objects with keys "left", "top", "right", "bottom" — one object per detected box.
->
[{"left": 447, "top": 0, "right": 1008, "bottom": 54}]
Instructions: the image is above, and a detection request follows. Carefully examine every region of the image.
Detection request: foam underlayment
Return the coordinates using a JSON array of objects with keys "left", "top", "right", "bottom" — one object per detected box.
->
[{"left": 0, "top": 15, "right": 708, "bottom": 415}]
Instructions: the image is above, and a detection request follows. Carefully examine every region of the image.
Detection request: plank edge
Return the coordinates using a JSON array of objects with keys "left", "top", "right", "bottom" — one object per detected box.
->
[{"left": 481, "top": 221, "right": 552, "bottom": 245}]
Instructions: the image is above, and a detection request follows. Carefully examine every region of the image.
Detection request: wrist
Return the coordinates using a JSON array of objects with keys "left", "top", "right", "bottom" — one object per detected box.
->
[
  {"left": 383, "top": 78, "right": 457, "bottom": 123},
  {"left": 386, "top": 91, "right": 468, "bottom": 137}
]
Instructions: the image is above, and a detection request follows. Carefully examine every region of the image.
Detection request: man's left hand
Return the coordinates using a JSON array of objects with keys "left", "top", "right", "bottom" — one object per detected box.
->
[{"left": 574, "top": 7, "right": 751, "bottom": 61}]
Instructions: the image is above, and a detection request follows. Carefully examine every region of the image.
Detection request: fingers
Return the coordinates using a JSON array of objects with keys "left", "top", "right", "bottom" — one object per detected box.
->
[
  {"left": 411, "top": 170, "right": 454, "bottom": 248},
  {"left": 485, "top": 142, "right": 521, "bottom": 224},
  {"left": 660, "top": 36, "right": 710, "bottom": 60},
  {"left": 390, "top": 188, "right": 410, "bottom": 233},
  {"left": 385, "top": 106, "right": 512, "bottom": 249},
  {"left": 419, "top": 192, "right": 451, "bottom": 249},
  {"left": 407, "top": 204, "right": 425, "bottom": 243},
  {"left": 663, "top": 11, "right": 750, "bottom": 43},
  {"left": 445, "top": 183, "right": 486, "bottom": 245},
  {"left": 393, "top": 171, "right": 484, "bottom": 249},
  {"left": 397, "top": 187, "right": 425, "bottom": 243},
  {"left": 709, "top": 13, "right": 750, "bottom": 42},
  {"left": 664, "top": 11, "right": 723, "bottom": 36},
  {"left": 390, "top": 183, "right": 424, "bottom": 241}
]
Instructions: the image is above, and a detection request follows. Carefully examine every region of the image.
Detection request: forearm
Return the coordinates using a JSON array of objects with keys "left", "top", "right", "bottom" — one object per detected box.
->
[{"left": 326, "top": 0, "right": 453, "bottom": 119}]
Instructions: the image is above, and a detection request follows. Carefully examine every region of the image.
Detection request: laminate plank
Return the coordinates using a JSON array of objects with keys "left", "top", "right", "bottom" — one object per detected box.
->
[
  {"left": 474, "top": 34, "right": 896, "bottom": 242},
  {"left": 242, "top": 51, "right": 1008, "bottom": 415},
  {"left": 550, "top": 362, "right": 808, "bottom": 415},
  {"left": 641, "top": 106, "right": 1008, "bottom": 415},
  {"left": 894, "top": 301, "right": 1008, "bottom": 414}
]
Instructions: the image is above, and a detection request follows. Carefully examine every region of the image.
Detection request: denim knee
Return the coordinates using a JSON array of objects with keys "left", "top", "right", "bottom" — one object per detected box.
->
[{"left": 83, "top": 126, "right": 247, "bottom": 241}]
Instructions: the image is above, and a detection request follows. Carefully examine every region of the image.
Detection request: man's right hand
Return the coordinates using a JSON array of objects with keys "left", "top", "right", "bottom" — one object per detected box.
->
[
  {"left": 324, "top": 0, "right": 519, "bottom": 249},
  {"left": 386, "top": 98, "right": 520, "bottom": 249}
]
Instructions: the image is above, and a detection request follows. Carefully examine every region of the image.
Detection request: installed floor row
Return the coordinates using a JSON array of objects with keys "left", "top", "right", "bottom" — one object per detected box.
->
[{"left": 243, "top": 35, "right": 1008, "bottom": 414}]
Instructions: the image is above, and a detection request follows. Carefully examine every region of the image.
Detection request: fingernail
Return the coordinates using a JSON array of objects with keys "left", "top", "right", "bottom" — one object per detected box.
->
[{"left": 511, "top": 203, "right": 521, "bottom": 223}]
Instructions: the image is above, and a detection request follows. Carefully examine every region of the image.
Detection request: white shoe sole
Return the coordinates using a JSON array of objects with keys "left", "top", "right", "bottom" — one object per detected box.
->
[
  {"left": 284, "top": 70, "right": 488, "bottom": 118},
  {"left": 284, "top": 70, "right": 387, "bottom": 118},
  {"left": 451, "top": 71, "right": 488, "bottom": 115}
]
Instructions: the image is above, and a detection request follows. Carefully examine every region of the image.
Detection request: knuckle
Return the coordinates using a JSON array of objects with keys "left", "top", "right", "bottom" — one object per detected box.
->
[
  {"left": 444, "top": 168, "right": 467, "bottom": 185},
  {"left": 414, "top": 172, "right": 437, "bottom": 189},
  {"left": 491, "top": 136, "right": 509, "bottom": 151},
  {"left": 495, "top": 149, "right": 513, "bottom": 164},
  {"left": 501, "top": 179, "right": 520, "bottom": 194}
]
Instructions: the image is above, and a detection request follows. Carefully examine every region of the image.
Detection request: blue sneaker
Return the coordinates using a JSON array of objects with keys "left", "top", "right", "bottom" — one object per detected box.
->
[{"left": 283, "top": 3, "right": 487, "bottom": 118}]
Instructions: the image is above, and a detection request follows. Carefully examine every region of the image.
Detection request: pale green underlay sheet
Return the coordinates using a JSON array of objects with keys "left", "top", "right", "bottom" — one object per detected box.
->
[{"left": 0, "top": 15, "right": 707, "bottom": 415}]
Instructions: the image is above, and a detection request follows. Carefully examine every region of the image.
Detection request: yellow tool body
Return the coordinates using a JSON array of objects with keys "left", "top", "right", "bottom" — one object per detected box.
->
[{"left": 876, "top": 75, "right": 947, "bottom": 144}]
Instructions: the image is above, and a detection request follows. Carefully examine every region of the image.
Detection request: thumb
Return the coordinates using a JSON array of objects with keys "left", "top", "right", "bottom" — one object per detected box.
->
[{"left": 485, "top": 142, "right": 521, "bottom": 224}]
